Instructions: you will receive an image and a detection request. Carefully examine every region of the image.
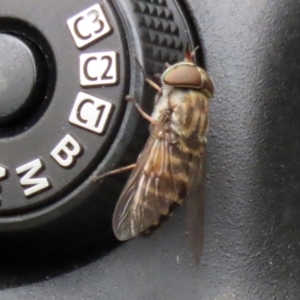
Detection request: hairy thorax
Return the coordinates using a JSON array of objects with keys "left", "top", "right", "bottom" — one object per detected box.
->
[{"left": 151, "top": 85, "right": 209, "bottom": 155}]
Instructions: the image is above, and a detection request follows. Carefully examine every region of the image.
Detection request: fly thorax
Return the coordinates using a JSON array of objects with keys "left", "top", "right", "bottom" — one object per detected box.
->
[
  {"left": 151, "top": 84, "right": 173, "bottom": 121},
  {"left": 162, "top": 84, "right": 174, "bottom": 96},
  {"left": 168, "top": 90, "right": 189, "bottom": 135}
]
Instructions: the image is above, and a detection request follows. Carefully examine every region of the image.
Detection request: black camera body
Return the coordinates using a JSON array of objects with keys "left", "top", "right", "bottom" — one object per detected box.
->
[{"left": 0, "top": 0, "right": 299, "bottom": 299}]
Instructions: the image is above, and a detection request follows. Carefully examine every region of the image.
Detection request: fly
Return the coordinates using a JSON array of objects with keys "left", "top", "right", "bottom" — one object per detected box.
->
[{"left": 93, "top": 48, "right": 214, "bottom": 262}]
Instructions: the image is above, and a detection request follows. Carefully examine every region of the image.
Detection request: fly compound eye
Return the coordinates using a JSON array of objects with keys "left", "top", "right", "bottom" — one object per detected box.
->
[{"left": 163, "top": 63, "right": 203, "bottom": 89}]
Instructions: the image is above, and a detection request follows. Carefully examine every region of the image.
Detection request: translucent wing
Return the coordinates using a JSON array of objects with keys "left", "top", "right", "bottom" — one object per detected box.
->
[
  {"left": 112, "top": 113, "right": 191, "bottom": 241},
  {"left": 186, "top": 143, "right": 206, "bottom": 263}
]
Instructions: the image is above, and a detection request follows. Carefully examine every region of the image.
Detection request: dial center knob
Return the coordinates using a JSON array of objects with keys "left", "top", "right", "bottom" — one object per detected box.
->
[{"left": 0, "top": 33, "right": 36, "bottom": 124}]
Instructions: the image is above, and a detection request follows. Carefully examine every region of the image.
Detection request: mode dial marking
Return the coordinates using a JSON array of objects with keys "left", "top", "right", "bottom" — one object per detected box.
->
[
  {"left": 80, "top": 51, "right": 118, "bottom": 87},
  {"left": 69, "top": 92, "right": 114, "bottom": 135},
  {"left": 16, "top": 159, "right": 51, "bottom": 198},
  {"left": 0, "top": 166, "right": 7, "bottom": 180},
  {"left": 67, "top": 3, "right": 113, "bottom": 49}
]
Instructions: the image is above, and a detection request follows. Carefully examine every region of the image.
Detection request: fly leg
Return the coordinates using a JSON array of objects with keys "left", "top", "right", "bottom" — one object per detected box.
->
[
  {"left": 145, "top": 78, "right": 161, "bottom": 93},
  {"left": 128, "top": 55, "right": 161, "bottom": 124},
  {"left": 125, "top": 95, "right": 156, "bottom": 125},
  {"left": 91, "top": 164, "right": 136, "bottom": 182}
]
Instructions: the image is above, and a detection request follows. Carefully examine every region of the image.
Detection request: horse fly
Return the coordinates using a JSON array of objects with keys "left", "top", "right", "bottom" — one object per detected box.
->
[{"left": 93, "top": 48, "right": 214, "bottom": 262}]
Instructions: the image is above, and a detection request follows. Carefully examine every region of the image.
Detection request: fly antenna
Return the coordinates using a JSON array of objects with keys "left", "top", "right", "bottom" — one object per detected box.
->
[
  {"left": 190, "top": 46, "right": 199, "bottom": 61},
  {"left": 184, "top": 44, "right": 199, "bottom": 62}
]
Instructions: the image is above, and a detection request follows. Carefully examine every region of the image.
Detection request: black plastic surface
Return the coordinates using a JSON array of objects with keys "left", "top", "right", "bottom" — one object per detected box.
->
[{"left": 1, "top": 0, "right": 300, "bottom": 299}]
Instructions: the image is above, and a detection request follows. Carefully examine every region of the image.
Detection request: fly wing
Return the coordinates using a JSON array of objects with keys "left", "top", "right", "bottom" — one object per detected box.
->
[
  {"left": 186, "top": 143, "right": 206, "bottom": 263},
  {"left": 112, "top": 114, "right": 191, "bottom": 241}
]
